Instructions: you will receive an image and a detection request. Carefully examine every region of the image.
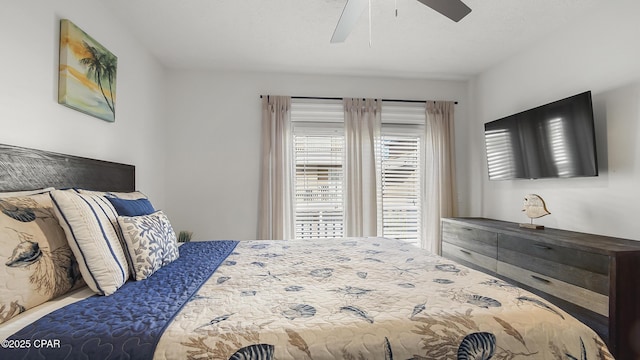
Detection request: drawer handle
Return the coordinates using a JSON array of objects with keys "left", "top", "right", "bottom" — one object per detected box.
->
[
  {"left": 459, "top": 249, "right": 472, "bottom": 255},
  {"left": 533, "top": 244, "right": 551, "bottom": 250},
  {"left": 530, "top": 275, "right": 551, "bottom": 284}
]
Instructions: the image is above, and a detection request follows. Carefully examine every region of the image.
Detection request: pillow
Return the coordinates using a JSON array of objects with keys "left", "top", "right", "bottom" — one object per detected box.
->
[
  {"left": 77, "top": 189, "right": 148, "bottom": 200},
  {"left": 50, "top": 190, "right": 130, "bottom": 295},
  {"left": 106, "top": 197, "right": 155, "bottom": 217},
  {"left": 118, "top": 211, "right": 179, "bottom": 281},
  {"left": 0, "top": 193, "right": 85, "bottom": 324},
  {"left": 0, "top": 187, "right": 55, "bottom": 198}
]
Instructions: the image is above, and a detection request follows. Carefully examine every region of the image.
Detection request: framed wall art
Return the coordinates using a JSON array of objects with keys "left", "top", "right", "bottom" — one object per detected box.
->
[{"left": 58, "top": 19, "right": 117, "bottom": 122}]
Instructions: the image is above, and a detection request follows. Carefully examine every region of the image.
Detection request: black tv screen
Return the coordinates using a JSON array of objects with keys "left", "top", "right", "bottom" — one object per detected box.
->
[{"left": 484, "top": 91, "right": 598, "bottom": 180}]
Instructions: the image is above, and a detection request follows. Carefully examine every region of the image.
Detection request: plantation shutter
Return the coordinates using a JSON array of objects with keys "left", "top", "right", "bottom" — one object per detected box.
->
[{"left": 291, "top": 100, "right": 344, "bottom": 239}]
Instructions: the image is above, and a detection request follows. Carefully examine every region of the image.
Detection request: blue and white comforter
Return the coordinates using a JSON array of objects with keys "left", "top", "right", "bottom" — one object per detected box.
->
[
  {"left": 6, "top": 238, "right": 613, "bottom": 359},
  {"left": 160, "top": 238, "right": 611, "bottom": 359}
]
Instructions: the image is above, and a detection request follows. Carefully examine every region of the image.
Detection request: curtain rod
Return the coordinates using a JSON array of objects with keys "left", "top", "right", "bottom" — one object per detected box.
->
[{"left": 260, "top": 95, "right": 458, "bottom": 105}]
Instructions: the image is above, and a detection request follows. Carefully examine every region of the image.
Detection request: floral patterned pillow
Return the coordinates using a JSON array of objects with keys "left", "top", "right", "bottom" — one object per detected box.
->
[
  {"left": 0, "top": 193, "right": 85, "bottom": 324},
  {"left": 117, "top": 210, "right": 179, "bottom": 281}
]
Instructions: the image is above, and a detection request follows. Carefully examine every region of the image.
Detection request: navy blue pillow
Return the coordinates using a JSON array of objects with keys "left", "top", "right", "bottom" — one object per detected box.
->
[{"left": 106, "top": 197, "right": 155, "bottom": 217}]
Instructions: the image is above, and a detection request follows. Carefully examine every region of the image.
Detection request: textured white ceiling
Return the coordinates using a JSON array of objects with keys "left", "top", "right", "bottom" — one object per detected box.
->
[{"left": 99, "top": 0, "right": 603, "bottom": 79}]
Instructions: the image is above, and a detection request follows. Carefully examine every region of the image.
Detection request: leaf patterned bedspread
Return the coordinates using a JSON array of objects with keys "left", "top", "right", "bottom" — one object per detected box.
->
[{"left": 154, "top": 237, "right": 613, "bottom": 359}]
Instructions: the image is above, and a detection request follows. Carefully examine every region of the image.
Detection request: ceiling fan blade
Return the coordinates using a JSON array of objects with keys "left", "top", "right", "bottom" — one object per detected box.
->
[
  {"left": 331, "top": 0, "right": 368, "bottom": 43},
  {"left": 416, "top": 0, "right": 471, "bottom": 22}
]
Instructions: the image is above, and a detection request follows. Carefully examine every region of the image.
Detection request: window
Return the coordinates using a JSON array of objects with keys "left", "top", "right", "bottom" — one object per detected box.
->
[
  {"left": 379, "top": 103, "right": 425, "bottom": 246},
  {"left": 291, "top": 101, "right": 344, "bottom": 240},
  {"left": 379, "top": 133, "right": 422, "bottom": 245},
  {"left": 290, "top": 99, "right": 425, "bottom": 245},
  {"left": 294, "top": 130, "right": 344, "bottom": 239}
]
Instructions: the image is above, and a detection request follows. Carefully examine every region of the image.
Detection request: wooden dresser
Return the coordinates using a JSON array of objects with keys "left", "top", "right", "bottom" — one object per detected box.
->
[{"left": 441, "top": 217, "right": 640, "bottom": 360}]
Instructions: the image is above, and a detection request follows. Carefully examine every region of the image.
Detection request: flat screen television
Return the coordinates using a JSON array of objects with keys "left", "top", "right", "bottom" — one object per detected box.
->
[{"left": 484, "top": 91, "right": 598, "bottom": 180}]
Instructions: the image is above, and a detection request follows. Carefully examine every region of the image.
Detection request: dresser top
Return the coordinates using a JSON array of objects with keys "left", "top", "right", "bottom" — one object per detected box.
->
[{"left": 443, "top": 217, "right": 640, "bottom": 255}]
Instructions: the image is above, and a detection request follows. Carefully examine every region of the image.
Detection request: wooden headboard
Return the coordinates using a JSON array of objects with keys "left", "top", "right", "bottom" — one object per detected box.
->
[{"left": 0, "top": 143, "right": 135, "bottom": 192}]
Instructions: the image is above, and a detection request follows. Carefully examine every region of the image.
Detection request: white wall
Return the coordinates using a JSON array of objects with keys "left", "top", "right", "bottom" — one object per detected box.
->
[
  {"left": 473, "top": 0, "right": 640, "bottom": 240},
  {"left": 164, "top": 70, "right": 470, "bottom": 240},
  {"left": 0, "top": 0, "right": 167, "bottom": 207}
]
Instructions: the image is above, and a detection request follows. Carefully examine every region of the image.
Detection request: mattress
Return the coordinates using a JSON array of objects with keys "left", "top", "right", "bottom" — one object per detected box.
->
[{"left": 2, "top": 237, "right": 613, "bottom": 359}]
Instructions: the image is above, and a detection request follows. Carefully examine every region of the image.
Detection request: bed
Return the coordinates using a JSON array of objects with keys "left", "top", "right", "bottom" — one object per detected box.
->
[{"left": 0, "top": 143, "right": 614, "bottom": 359}]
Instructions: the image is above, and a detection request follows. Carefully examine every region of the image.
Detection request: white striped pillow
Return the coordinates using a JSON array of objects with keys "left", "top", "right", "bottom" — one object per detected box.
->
[{"left": 50, "top": 190, "right": 130, "bottom": 295}]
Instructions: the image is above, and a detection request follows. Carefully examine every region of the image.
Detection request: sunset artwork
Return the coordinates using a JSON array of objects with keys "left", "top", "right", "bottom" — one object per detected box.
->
[{"left": 58, "top": 19, "right": 117, "bottom": 122}]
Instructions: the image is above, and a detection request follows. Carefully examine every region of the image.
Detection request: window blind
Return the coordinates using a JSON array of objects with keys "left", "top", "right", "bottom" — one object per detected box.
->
[
  {"left": 291, "top": 99, "right": 345, "bottom": 240},
  {"left": 379, "top": 134, "right": 422, "bottom": 246},
  {"left": 380, "top": 102, "right": 424, "bottom": 246},
  {"left": 293, "top": 133, "right": 344, "bottom": 239}
]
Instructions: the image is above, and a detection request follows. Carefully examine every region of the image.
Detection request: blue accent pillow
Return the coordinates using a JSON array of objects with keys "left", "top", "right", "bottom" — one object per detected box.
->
[{"left": 106, "top": 197, "right": 155, "bottom": 217}]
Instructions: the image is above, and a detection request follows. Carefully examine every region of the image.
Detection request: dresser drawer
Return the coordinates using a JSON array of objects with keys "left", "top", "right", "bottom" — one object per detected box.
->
[
  {"left": 498, "top": 247, "right": 609, "bottom": 295},
  {"left": 442, "top": 242, "right": 497, "bottom": 273},
  {"left": 442, "top": 222, "right": 497, "bottom": 259},
  {"left": 498, "top": 234, "right": 609, "bottom": 275},
  {"left": 497, "top": 261, "right": 609, "bottom": 317}
]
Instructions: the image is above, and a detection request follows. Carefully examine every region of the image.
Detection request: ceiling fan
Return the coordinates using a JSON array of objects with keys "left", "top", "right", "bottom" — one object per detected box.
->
[{"left": 331, "top": 0, "right": 471, "bottom": 43}]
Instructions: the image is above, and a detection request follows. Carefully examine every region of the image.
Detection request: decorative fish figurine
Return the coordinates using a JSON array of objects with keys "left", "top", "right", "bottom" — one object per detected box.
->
[{"left": 522, "top": 194, "right": 551, "bottom": 219}]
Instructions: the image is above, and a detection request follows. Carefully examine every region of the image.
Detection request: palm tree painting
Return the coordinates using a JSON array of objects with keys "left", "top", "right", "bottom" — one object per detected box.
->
[{"left": 58, "top": 19, "right": 117, "bottom": 122}]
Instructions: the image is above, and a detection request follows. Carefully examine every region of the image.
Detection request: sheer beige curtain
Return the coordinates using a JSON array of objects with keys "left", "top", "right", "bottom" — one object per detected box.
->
[
  {"left": 423, "top": 101, "right": 457, "bottom": 253},
  {"left": 258, "top": 96, "right": 294, "bottom": 240},
  {"left": 343, "top": 98, "right": 381, "bottom": 237}
]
